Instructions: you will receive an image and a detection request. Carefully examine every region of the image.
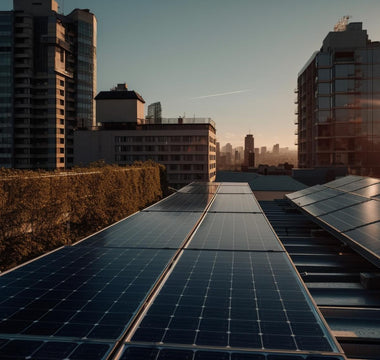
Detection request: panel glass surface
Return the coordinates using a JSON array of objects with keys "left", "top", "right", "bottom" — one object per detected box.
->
[
  {"left": 188, "top": 213, "right": 283, "bottom": 251},
  {"left": 302, "top": 193, "right": 368, "bottom": 217},
  {"left": 334, "top": 177, "right": 379, "bottom": 192},
  {"left": 319, "top": 200, "right": 380, "bottom": 232},
  {"left": 179, "top": 183, "right": 219, "bottom": 194},
  {"left": 119, "top": 346, "right": 346, "bottom": 360},
  {"left": 352, "top": 183, "right": 380, "bottom": 198},
  {"left": 217, "top": 185, "right": 252, "bottom": 194},
  {"left": 0, "top": 247, "right": 175, "bottom": 342},
  {"left": 78, "top": 211, "right": 202, "bottom": 249},
  {"left": 144, "top": 193, "right": 213, "bottom": 212},
  {"left": 286, "top": 185, "right": 326, "bottom": 200},
  {"left": 131, "top": 250, "right": 338, "bottom": 354},
  {"left": 344, "top": 222, "right": 380, "bottom": 255},
  {"left": 291, "top": 188, "right": 342, "bottom": 207},
  {"left": 324, "top": 175, "right": 363, "bottom": 189},
  {"left": 209, "top": 194, "right": 262, "bottom": 213},
  {"left": 0, "top": 338, "right": 112, "bottom": 360}
]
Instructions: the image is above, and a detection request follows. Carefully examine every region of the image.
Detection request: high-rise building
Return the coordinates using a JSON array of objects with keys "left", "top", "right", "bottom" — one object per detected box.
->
[
  {"left": 272, "top": 143, "right": 279, "bottom": 154},
  {"left": 244, "top": 134, "right": 254, "bottom": 167},
  {"left": 75, "top": 84, "right": 216, "bottom": 188},
  {"left": 146, "top": 102, "right": 162, "bottom": 124},
  {"left": 0, "top": 0, "right": 96, "bottom": 169},
  {"left": 296, "top": 20, "right": 380, "bottom": 177}
]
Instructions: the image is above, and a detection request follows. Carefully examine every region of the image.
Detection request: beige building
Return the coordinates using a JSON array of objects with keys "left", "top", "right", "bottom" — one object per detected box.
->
[{"left": 74, "top": 84, "right": 216, "bottom": 188}]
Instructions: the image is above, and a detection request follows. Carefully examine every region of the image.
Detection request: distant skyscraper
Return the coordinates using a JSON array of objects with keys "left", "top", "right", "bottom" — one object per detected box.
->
[
  {"left": 244, "top": 134, "right": 254, "bottom": 167},
  {"left": 0, "top": 0, "right": 97, "bottom": 169},
  {"left": 273, "top": 144, "right": 279, "bottom": 154},
  {"left": 147, "top": 102, "right": 162, "bottom": 124},
  {"left": 261, "top": 146, "right": 267, "bottom": 155},
  {"left": 297, "top": 20, "right": 380, "bottom": 177}
]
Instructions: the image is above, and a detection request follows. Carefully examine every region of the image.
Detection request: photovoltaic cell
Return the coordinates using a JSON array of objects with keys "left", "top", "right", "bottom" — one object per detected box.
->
[
  {"left": 0, "top": 247, "right": 175, "bottom": 342},
  {"left": 0, "top": 338, "right": 112, "bottom": 360},
  {"left": 285, "top": 185, "right": 326, "bottom": 200},
  {"left": 178, "top": 183, "right": 219, "bottom": 194},
  {"left": 291, "top": 188, "right": 342, "bottom": 207},
  {"left": 130, "top": 250, "right": 340, "bottom": 355},
  {"left": 119, "top": 346, "right": 346, "bottom": 360},
  {"left": 352, "top": 183, "right": 380, "bottom": 198},
  {"left": 324, "top": 175, "right": 363, "bottom": 189},
  {"left": 302, "top": 193, "right": 368, "bottom": 217},
  {"left": 344, "top": 222, "right": 380, "bottom": 254},
  {"left": 333, "top": 177, "right": 380, "bottom": 192},
  {"left": 77, "top": 211, "right": 202, "bottom": 249},
  {"left": 319, "top": 200, "right": 380, "bottom": 232},
  {"left": 188, "top": 213, "right": 284, "bottom": 251},
  {"left": 144, "top": 193, "right": 213, "bottom": 212},
  {"left": 217, "top": 184, "right": 253, "bottom": 194},
  {"left": 209, "top": 194, "right": 262, "bottom": 213}
]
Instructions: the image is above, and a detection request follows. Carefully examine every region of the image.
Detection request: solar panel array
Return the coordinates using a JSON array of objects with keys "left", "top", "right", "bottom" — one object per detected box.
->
[
  {"left": 286, "top": 176, "right": 380, "bottom": 268},
  {"left": 0, "top": 182, "right": 345, "bottom": 360}
]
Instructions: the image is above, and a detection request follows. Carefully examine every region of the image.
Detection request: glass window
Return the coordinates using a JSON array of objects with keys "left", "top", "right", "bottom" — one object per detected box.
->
[
  {"left": 318, "top": 69, "right": 331, "bottom": 81},
  {"left": 335, "top": 64, "right": 355, "bottom": 78},
  {"left": 318, "top": 97, "right": 330, "bottom": 109},
  {"left": 334, "top": 79, "right": 355, "bottom": 92},
  {"left": 318, "top": 83, "right": 330, "bottom": 95}
]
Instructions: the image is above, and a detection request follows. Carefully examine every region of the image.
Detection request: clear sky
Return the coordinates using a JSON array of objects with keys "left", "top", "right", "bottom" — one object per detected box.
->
[{"left": 4, "top": 0, "right": 380, "bottom": 149}]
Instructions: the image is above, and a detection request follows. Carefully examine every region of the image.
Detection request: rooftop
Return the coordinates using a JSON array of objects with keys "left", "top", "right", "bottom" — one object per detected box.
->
[{"left": 0, "top": 176, "right": 379, "bottom": 359}]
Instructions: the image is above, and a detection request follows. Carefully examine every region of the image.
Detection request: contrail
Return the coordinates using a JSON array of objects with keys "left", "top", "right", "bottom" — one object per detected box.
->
[{"left": 191, "top": 89, "right": 252, "bottom": 99}]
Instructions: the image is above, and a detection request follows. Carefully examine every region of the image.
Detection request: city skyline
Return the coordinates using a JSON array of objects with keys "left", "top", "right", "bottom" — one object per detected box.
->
[{"left": 4, "top": 0, "right": 380, "bottom": 148}]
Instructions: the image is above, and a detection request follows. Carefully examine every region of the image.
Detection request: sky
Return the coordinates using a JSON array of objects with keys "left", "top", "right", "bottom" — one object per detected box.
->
[{"left": 4, "top": 0, "right": 380, "bottom": 149}]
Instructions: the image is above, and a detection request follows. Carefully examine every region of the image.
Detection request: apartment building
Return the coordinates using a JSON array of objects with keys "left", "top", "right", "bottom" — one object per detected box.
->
[
  {"left": 0, "top": 0, "right": 96, "bottom": 169},
  {"left": 296, "top": 20, "right": 380, "bottom": 177},
  {"left": 74, "top": 84, "right": 216, "bottom": 188}
]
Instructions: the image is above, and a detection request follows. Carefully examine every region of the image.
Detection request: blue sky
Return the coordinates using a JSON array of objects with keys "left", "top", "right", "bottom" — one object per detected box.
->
[{"left": 4, "top": 0, "right": 380, "bottom": 149}]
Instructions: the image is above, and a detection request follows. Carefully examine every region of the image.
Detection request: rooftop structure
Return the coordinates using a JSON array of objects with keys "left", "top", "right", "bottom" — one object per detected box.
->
[{"left": 75, "top": 85, "right": 216, "bottom": 188}]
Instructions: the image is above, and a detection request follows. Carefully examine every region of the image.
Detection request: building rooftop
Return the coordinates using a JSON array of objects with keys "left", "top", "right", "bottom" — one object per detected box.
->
[
  {"left": 95, "top": 90, "right": 145, "bottom": 103},
  {"left": 0, "top": 177, "right": 379, "bottom": 359}
]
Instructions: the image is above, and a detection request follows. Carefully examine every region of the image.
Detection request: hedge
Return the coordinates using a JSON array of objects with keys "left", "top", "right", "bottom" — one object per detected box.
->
[{"left": 0, "top": 161, "right": 168, "bottom": 271}]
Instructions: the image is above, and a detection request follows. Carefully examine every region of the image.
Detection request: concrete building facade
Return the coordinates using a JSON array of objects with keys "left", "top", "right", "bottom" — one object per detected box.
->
[
  {"left": 296, "top": 20, "right": 380, "bottom": 177},
  {"left": 74, "top": 85, "right": 216, "bottom": 188},
  {"left": 0, "top": 0, "right": 96, "bottom": 169}
]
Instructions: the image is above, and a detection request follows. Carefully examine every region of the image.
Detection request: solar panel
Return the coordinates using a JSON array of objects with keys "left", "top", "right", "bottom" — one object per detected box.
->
[
  {"left": 217, "top": 184, "right": 252, "bottom": 194},
  {"left": 333, "top": 177, "right": 380, "bottom": 192},
  {"left": 287, "top": 176, "right": 380, "bottom": 268},
  {"left": 319, "top": 200, "right": 380, "bottom": 232},
  {"left": 130, "top": 250, "right": 341, "bottom": 355},
  {"left": 302, "top": 193, "right": 368, "bottom": 217},
  {"left": 324, "top": 175, "right": 363, "bottom": 189},
  {"left": 0, "top": 247, "right": 175, "bottom": 342},
  {"left": 118, "top": 345, "right": 346, "bottom": 360},
  {"left": 352, "top": 183, "right": 380, "bottom": 198},
  {"left": 291, "top": 188, "right": 342, "bottom": 207},
  {"left": 344, "top": 222, "right": 380, "bottom": 255},
  {"left": 144, "top": 193, "right": 214, "bottom": 212},
  {"left": 285, "top": 185, "right": 326, "bottom": 200},
  {"left": 77, "top": 211, "right": 202, "bottom": 249},
  {"left": 209, "top": 194, "right": 262, "bottom": 213},
  {"left": 187, "top": 213, "right": 284, "bottom": 251},
  {"left": 178, "top": 183, "right": 219, "bottom": 194},
  {"left": 0, "top": 338, "right": 112, "bottom": 360}
]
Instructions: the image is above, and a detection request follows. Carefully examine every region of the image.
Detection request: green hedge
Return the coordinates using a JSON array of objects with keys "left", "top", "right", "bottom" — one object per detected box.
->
[{"left": 0, "top": 162, "right": 167, "bottom": 271}]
